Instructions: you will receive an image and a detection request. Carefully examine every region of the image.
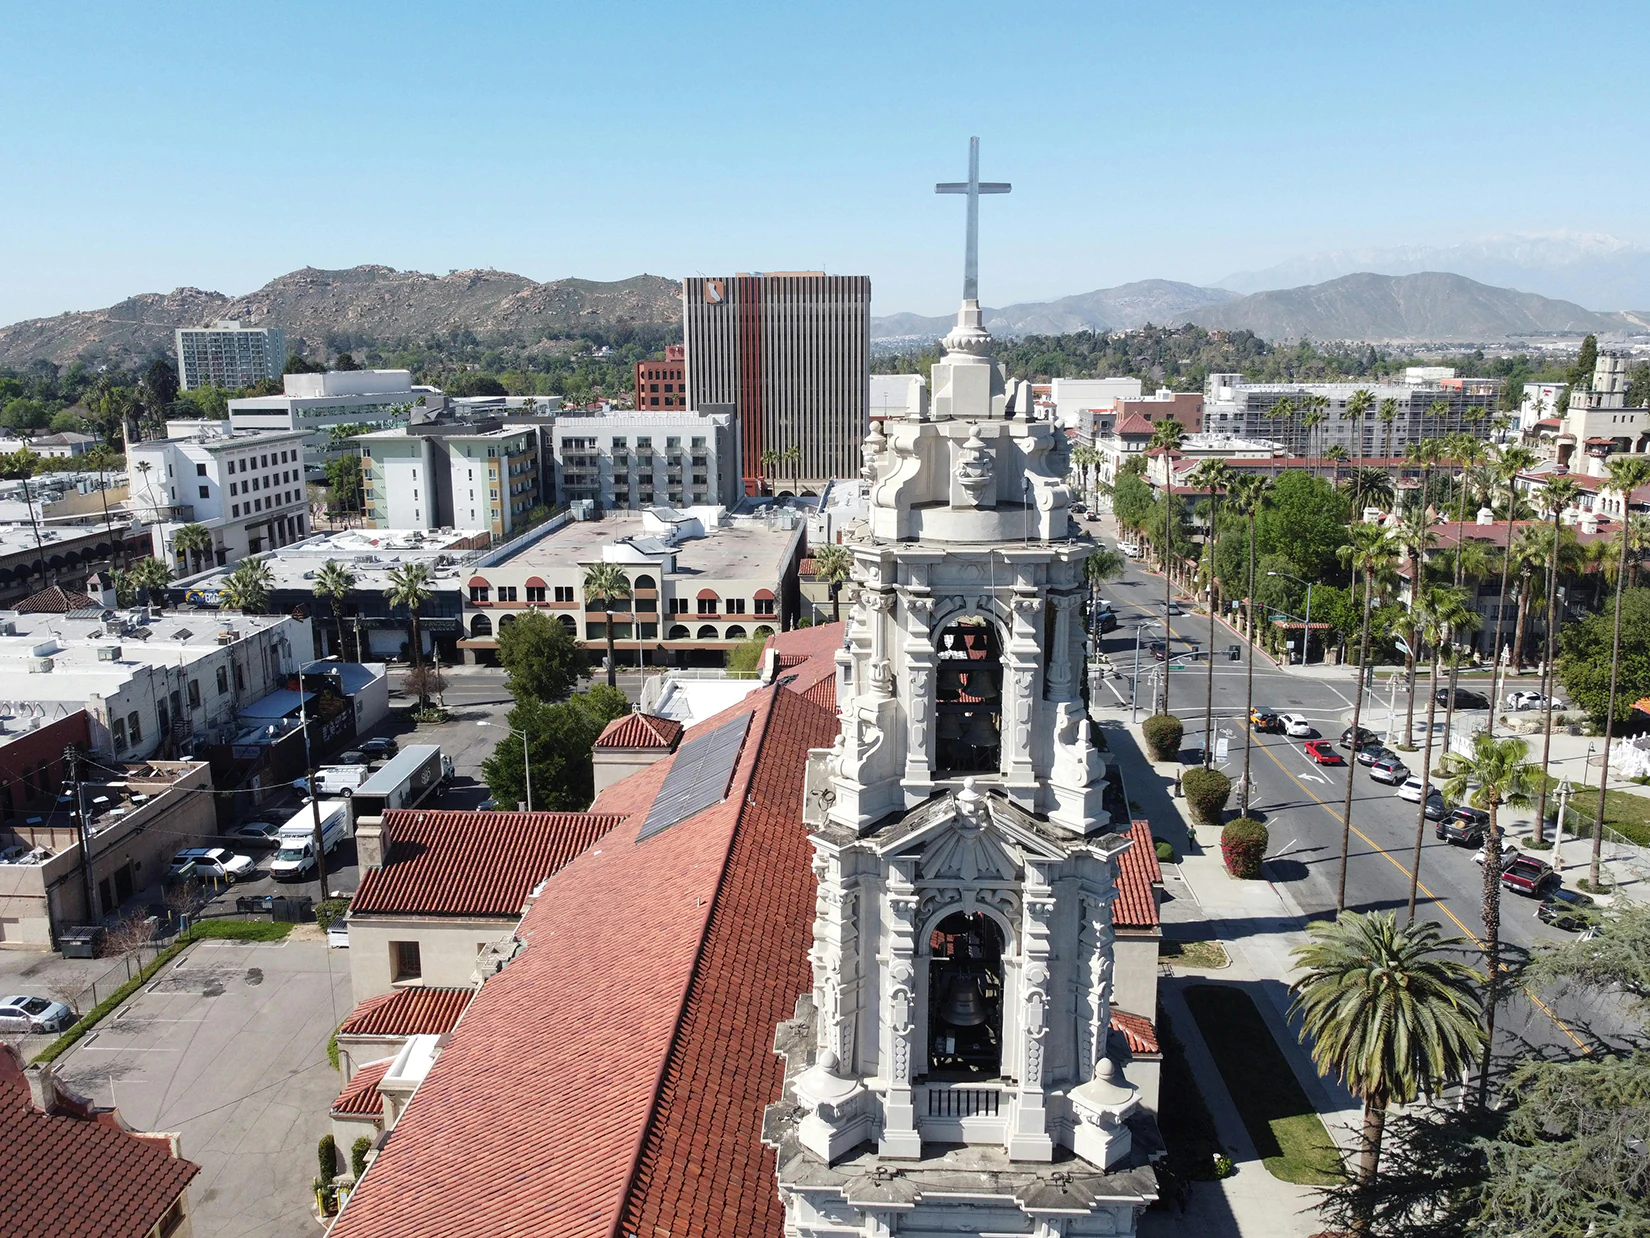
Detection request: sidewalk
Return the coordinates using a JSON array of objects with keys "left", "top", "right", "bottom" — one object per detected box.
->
[{"left": 1101, "top": 714, "right": 1360, "bottom": 1236}]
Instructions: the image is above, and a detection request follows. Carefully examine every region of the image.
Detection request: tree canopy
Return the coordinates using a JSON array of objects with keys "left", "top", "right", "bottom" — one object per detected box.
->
[
  {"left": 479, "top": 685, "right": 629, "bottom": 811},
  {"left": 1557, "top": 587, "right": 1650, "bottom": 725},
  {"left": 496, "top": 609, "right": 588, "bottom": 703}
]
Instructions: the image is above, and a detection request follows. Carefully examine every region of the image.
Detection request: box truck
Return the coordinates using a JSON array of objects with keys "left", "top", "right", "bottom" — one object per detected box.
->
[
  {"left": 348, "top": 745, "right": 454, "bottom": 823},
  {"left": 270, "top": 800, "right": 352, "bottom": 882}
]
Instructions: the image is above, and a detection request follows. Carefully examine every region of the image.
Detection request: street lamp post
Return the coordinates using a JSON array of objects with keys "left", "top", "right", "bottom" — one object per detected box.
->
[
  {"left": 1266, "top": 569, "right": 1315, "bottom": 664},
  {"left": 477, "top": 720, "right": 532, "bottom": 811},
  {"left": 1553, "top": 777, "right": 1572, "bottom": 876},
  {"left": 1131, "top": 621, "right": 1161, "bottom": 723}
]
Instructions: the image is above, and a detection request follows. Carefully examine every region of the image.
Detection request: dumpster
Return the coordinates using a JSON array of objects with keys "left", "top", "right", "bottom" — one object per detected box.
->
[
  {"left": 270, "top": 896, "right": 314, "bottom": 923},
  {"left": 59, "top": 926, "right": 103, "bottom": 959}
]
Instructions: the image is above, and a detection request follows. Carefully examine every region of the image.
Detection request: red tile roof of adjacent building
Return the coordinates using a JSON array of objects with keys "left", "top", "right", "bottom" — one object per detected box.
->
[
  {"left": 1116, "top": 414, "right": 1155, "bottom": 436},
  {"left": 351, "top": 811, "right": 628, "bottom": 918},
  {"left": 593, "top": 712, "right": 683, "bottom": 751},
  {"left": 1111, "top": 1009, "right": 1160, "bottom": 1055},
  {"left": 0, "top": 1048, "right": 199, "bottom": 1238},
  {"left": 14, "top": 586, "right": 97, "bottom": 614},
  {"left": 1114, "top": 820, "right": 1163, "bottom": 930},
  {"left": 768, "top": 620, "right": 844, "bottom": 702},
  {"left": 331, "top": 684, "right": 840, "bottom": 1238},
  {"left": 338, "top": 988, "right": 473, "bottom": 1038},
  {"left": 331, "top": 1060, "right": 392, "bottom": 1119}
]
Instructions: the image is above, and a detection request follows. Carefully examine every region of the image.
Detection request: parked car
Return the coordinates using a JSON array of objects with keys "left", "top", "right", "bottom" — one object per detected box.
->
[
  {"left": 1250, "top": 708, "right": 1282, "bottom": 733},
  {"left": 1304, "top": 740, "right": 1345, "bottom": 766},
  {"left": 1501, "top": 855, "right": 1558, "bottom": 898},
  {"left": 1472, "top": 842, "right": 1522, "bottom": 870},
  {"left": 335, "top": 750, "right": 372, "bottom": 766},
  {"left": 1438, "top": 807, "right": 1490, "bottom": 846},
  {"left": 1149, "top": 640, "right": 1167, "bottom": 662},
  {"left": 1280, "top": 713, "right": 1315, "bottom": 738},
  {"left": 1537, "top": 887, "right": 1596, "bottom": 931},
  {"left": 1118, "top": 542, "right": 1140, "bottom": 558},
  {"left": 1435, "top": 687, "right": 1489, "bottom": 710},
  {"left": 1422, "top": 792, "right": 1452, "bottom": 821},
  {"left": 359, "top": 737, "right": 400, "bottom": 758},
  {"left": 1356, "top": 744, "right": 1397, "bottom": 767},
  {"left": 0, "top": 994, "right": 76, "bottom": 1033},
  {"left": 1340, "top": 725, "right": 1382, "bottom": 751},
  {"left": 1166, "top": 601, "right": 1184, "bottom": 616},
  {"left": 1507, "top": 690, "right": 1558, "bottom": 711},
  {"left": 227, "top": 821, "right": 282, "bottom": 848},
  {"left": 1368, "top": 756, "right": 1411, "bottom": 785},
  {"left": 171, "top": 847, "right": 256, "bottom": 883},
  {"left": 1097, "top": 611, "right": 1119, "bottom": 634},
  {"left": 1397, "top": 776, "right": 1432, "bottom": 803}
]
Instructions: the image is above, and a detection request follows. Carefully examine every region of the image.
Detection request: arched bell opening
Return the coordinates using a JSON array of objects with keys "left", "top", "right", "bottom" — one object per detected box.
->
[
  {"left": 927, "top": 911, "right": 1005, "bottom": 1080},
  {"left": 934, "top": 618, "right": 1003, "bottom": 776}
]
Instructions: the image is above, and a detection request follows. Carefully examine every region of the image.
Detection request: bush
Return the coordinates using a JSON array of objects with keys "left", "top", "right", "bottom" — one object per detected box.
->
[
  {"left": 1182, "top": 768, "right": 1232, "bottom": 827},
  {"left": 1142, "top": 714, "right": 1185, "bottom": 762},
  {"left": 314, "top": 898, "right": 351, "bottom": 932},
  {"left": 351, "top": 1136, "right": 372, "bottom": 1181},
  {"left": 1155, "top": 838, "right": 1177, "bottom": 863},
  {"left": 1221, "top": 817, "right": 1269, "bottom": 879},
  {"left": 319, "top": 1134, "right": 337, "bottom": 1181}
]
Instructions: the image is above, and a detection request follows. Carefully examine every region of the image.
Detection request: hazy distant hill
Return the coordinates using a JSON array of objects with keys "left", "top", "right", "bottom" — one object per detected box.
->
[
  {"left": 0, "top": 265, "right": 684, "bottom": 370},
  {"left": 1184, "top": 271, "right": 1628, "bottom": 342},
  {"left": 870, "top": 279, "right": 1236, "bottom": 341}
]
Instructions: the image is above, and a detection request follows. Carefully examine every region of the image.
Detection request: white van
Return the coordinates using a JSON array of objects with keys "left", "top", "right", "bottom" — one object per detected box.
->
[{"left": 270, "top": 801, "right": 352, "bottom": 882}]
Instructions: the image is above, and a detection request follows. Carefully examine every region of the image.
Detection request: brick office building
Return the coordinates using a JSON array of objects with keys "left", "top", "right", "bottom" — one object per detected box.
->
[{"left": 633, "top": 344, "right": 686, "bottom": 409}]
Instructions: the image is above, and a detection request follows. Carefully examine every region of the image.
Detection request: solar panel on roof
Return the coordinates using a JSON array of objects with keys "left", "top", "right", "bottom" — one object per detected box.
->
[{"left": 636, "top": 712, "right": 752, "bottom": 843}]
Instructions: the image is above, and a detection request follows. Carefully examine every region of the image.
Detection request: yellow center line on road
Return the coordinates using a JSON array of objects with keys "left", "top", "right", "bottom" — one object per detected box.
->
[{"left": 1251, "top": 738, "right": 1591, "bottom": 1054}]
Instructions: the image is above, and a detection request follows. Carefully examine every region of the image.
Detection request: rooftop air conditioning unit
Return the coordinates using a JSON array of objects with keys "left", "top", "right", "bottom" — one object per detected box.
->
[
  {"left": 28, "top": 657, "right": 53, "bottom": 673},
  {"left": 97, "top": 645, "right": 121, "bottom": 662},
  {"left": 30, "top": 640, "right": 59, "bottom": 658},
  {"left": 0, "top": 620, "right": 14, "bottom": 637}
]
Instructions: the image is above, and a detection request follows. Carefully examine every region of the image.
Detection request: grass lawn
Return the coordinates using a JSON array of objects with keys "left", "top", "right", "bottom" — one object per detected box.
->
[
  {"left": 1160, "top": 938, "right": 1231, "bottom": 969},
  {"left": 1183, "top": 984, "right": 1344, "bottom": 1186}
]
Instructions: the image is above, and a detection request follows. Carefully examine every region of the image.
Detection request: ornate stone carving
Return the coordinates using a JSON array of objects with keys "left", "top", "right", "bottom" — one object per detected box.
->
[{"left": 956, "top": 428, "right": 993, "bottom": 506}]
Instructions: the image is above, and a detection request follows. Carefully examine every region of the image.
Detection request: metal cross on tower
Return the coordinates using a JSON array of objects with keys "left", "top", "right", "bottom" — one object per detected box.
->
[{"left": 936, "top": 136, "right": 1011, "bottom": 303}]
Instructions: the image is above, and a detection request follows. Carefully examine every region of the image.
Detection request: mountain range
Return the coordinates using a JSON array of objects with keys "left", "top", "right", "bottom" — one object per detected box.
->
[
  {"left": 869, "top": 279, "right": 1239, "bottom": 341},
  {"left": 0, "top": 265, "right": 683, "bottom": 371}
]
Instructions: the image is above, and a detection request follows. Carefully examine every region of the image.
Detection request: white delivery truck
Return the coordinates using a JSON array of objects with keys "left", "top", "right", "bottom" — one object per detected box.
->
[
  {"left": 296, "top": 765, "right": 372, "bottom": 797},
  {"left": 269, "top": 800, "right": 352, "bottom": 882},
  {"left": 347, "top": 745, "right": 454, "bottom": 824}
]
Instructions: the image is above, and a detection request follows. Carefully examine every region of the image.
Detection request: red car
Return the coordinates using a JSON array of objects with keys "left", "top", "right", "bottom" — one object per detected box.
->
[{"left": 1304, "top": 740, "right": 1345, "bottom": 766}]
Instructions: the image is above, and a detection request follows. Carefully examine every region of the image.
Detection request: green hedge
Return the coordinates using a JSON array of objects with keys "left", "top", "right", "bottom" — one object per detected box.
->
[
  {"left": 1221, "top": 817, "right": 1269, "bottom": 879},
  {"left": 1182, "top": 768, "right": 1232, "bottom": 827},
  {"left": 33, "top": 919, "right": 293, "bottom": 1064},
  {"left": 1155, "top": 838, "right": 1177, "bottom": 863},
  {"left": 1143, "top": 714, "right": 1185, "bottom": 762}
]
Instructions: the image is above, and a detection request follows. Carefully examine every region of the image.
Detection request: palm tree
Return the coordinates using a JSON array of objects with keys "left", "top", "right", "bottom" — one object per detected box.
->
[
  {"left": 1186, "top": 459, "right": 1230, "bottom": 768},
  {"left": 1301, "top": 394, "right": 1328, "bottom": 466},
  {"left": 1345, "top": 388, "right": 1375, "bottom": 469},
  {"left": 313, "top": 560, "right": 358, "bottom": 661},
  {"left": 126, "top": 555, "right": 172, "bottom": 604},
  {"left": 384, "top": 561, "right": 435, "bottom": 702},
  {"left": 0, "top": 448, "right": 49, "bottom": 589},
  {"left": 1377, "top": 397, "right": 1399, "bottom": 462},
  {"left": 1069, "top": 445, "right": 1102, "bottom": 509},
  {"left": 1148, "top": 419, "right": 1186, "bottom": 713},
  {"left": 171, "top": 523, "right": 214, "bottom": 576},
  {"left": 1337, "top": 522, "right": 1400, "bottom": 910},
  {"left": 1323, "top": 444, "right": 1349, "bottom": 486},
  {"left": 781, "top": 444, "right": 801, "bottom": 491},
  {"left": 1589, "top": 454, "right": 1650, "bottom": 887},
  {"left": 812, "top": 543, "right": 853, "bottom": 622},
  {"left": 1394, "top": 508, "right": 1438, "bottom": 744},
  {"left": 83, "top": 444, "right": 125, "bottom": 570},
  {"left": 1450, "top": 435, "right": 1491, "bottom": 586},
  {"left": 1440, "top": 731, "right": 1538, "bottom": 1108},
  {"left": 1291, "top": 910, "right": 1484, "bottom": 1184},
  {"left": 1438, "top": 538, "right": 1499, "bottom": 757},
  {"left": 758, "top": 449, "right": 779, "bottom": 492},
  {"left": 1507, "top": 523, "right": 1580, "bottom": 671},
  {"left": 582, "top": 561, "right": 632, "bottom": 687},
  {"left": 1338, "top": 465, "right": 1394, "bottom": 516},
  {"left": 1264, "top": 396, "right": 1296, "bottom": 454},
  {"left": 1532, "top": 475, "right": 1580, "bottom": 844},
  {"left": 1230, "top": 474, "right": 1273, "bottom": 814},
  {"left": 1406, "top": 584, "right": 1474, "bottom": 921},
  {"left": 1486, "top": 445, "right": 1539, "bottom": 730},
  {"left": 220, "top": 558, "right": 274, "bottom": 614}
]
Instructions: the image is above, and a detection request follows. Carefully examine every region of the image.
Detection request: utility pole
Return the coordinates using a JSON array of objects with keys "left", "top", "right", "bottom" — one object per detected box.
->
[
  {"left": 67, "top": 745, "right": 96, "bottom": 925},
  {"left": 294, "top": 665, "right": 329, "bottom": 906}
]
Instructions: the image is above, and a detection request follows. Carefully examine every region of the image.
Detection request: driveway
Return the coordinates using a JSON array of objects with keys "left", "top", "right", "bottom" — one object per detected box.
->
[{"left": 54, "top": 932, "right": 352, "bottom": 1238}]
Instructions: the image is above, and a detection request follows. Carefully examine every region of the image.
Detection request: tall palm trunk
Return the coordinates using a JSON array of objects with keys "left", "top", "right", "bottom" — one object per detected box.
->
[
  {"left": 1337, "top": 566, "right": 1375, "bottom": 910},
  {"left": 1511, "top": 569, "right": 1533, "bottom": 671},
  {"left": 1488, "top": 522, "right": 1516, "bottom": 734},
  {"left": 1163, "top": 486, "right": 1173, "bottom": 715},
  {"left": 333, "top": 600, "right": 347, "bottom": 664},
  {"left": 1240, "top": 511, "right": 1258, "bottom": 815},
  {"left": 409, "top": 609, "right": 426, "bottom": 707},
  {"left": 1204, "top": 529, "right": 1216, "bottom": 770},
  {"left": 1533, "top": 515, "right": 1565, "bottom": 845},
  {"left": 1407, "top": 647, "right": 1443, "bottom": 922},
  {"left": 604, "top": 604, "right": 618, "bottom": 687},
  {"left": 1454, "top": 479, "right": 1471, "bottom": 586},
  {"left": 1592, "top": 531, "right": 1632, "bottom": 887},
  {"left": 1360, "top": 1091, "right": 1389, "bottom": 1185},
  {"left": 1478, "top": 801, "right": 1504, "bottom": 1110},
  {"left": 1404, "top": 553, "right": 1422, "bottom": 744}
]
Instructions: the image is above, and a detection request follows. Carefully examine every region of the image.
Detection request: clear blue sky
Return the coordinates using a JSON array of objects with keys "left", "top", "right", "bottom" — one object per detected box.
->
[{"left": 2, "top": 0, "right": 1645, "bottom": 325}]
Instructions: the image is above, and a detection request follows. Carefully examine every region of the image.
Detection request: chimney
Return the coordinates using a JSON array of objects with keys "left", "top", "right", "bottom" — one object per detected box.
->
[
  {"left": 86, "top": 573, "right": 119, "bottom": 611},
  {"left": 1476, "top": 507, "right": 1495, "bottom": 526},
  {"left": 24, "top": 1062, "right": 91, "bottom": 1115},
  {"left": 355, "top": 815, "right": 389, "bottom": 870}
]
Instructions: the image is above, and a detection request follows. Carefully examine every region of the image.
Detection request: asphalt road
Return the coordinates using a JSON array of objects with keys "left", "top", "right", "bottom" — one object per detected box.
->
[{"left": 1094, "top": 555, "right": 1629, "bottom": 1059}]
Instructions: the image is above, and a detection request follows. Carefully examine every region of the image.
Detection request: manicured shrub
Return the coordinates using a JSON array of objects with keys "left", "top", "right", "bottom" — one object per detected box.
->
[
  {"left": 1181, "top": 768, "right": 1232, "bottom": 827},
  {"left": 1142, "top": 714, "right": 1185, "bottom": 762},
  {"left": 1154, "top": 838, "right": 1176, "bottom": 863},
  {"left": 351, "top": 1136, "right": 372, "bottom": 1181},
  {"left": 319, "top": 1134, "right": 338, "bottom": 1180},
  {"left": 1220, "top": 817, "right": 1269, "bottom": 879}
]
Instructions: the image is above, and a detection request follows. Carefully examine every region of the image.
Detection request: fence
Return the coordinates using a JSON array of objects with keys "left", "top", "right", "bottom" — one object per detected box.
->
[{"left": 1551, "top": 800, "right": 1650, "bottom": 891}]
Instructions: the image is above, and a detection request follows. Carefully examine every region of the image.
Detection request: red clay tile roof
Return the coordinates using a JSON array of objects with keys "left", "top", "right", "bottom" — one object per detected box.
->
[
  {"left": 331, "top": 685, "right": 840, "bottom": 1238},
  {"left": 339, "top": 988, "right": 473, "bottom": 1038},
  {"left": 1111, "top": 1009, "right": 1160, "bottom": 1055},
  {"left": 1116, "top": 414, "right": 1155, "bottom": 436},
  {"left": 594, "top": 712, "right": 683, "bottom": 750},
  {"left": 331, "top": 1060, "right": 391, "bottom": 1119},
  {"left": 768, "top": 620, "right": 844, "bottom": 702},
  {"left": 15, "top": 586, "right": 97, "bottom": 614},
  {"left": 802, "top": 676, "right": 838, "bottom": 709},
  {"left": 1114, "top": 820, "right": 1163, "bottom": 930},
  {"left": 352, "top": 811, "right": 627, "bottom": 917},
  {"left": 0, "top": 1048, "right": 199, "bottom": 1238}
]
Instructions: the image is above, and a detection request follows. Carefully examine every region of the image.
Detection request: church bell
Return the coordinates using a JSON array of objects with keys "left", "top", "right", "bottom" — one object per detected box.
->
[{"left": 937, "top": 972, "right": 989, "bottom": 1028}]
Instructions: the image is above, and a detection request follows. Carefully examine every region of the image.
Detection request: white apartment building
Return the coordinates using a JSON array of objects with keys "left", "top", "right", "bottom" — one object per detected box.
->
[
  {"left": 228, "top": 370, "right": 444, "bottom": 478},
  {"left": 0, "top": 605, "right": 312, "bottom": 761},
  {"left": 1546, "top": 351, "right": 1649, "bottom": 468},
  {"left": 1203, "top": 373, "right": 1498, "bottom": 457},
  {"left": 127, "top": 426, "right": 311, "bottom": 568},
  {"left": 356, "top": 422, "right": 542, "bottom": 536},
  {"left": 551, "top": 407, "right": 738, "bottom": 512},
  {"left": 1520, "top": 380, "right": 1569, "bottom": 432},
  {"left": 1049, "top": 376, "right": 1144, "bottom": 430},
  {"left": 871, "top": 374, "right": 929, "bottom": 421},
  {"left": 175, "top": 320, "right": 285, "bottom": 391}
]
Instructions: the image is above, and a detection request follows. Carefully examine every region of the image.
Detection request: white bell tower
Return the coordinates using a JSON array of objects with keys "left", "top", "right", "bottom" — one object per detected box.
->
[{"left": 766, "top": 140, "right": 1157, "bottom": 1237}]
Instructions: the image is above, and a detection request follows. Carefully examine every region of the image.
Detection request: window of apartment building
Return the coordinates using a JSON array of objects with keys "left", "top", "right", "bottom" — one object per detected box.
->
[
  {"left": 666, "top": 437, "right": 681, "bottom": 449},
  {"left": 195, "top": 463, "right": 207, "bottom": 476},
  {"left": 649, "top": 383, "right": 659, "bottom": 392},
  {"left": 470, "top": 585, "right": 490, "bottom": 603},
  {"left": 612, "top": 437, "right": 626, "bottom": 449},
  {"left": 725, "top": 598, "right": 746, "bottom": 615},
  {"left": 497, "top": 586, "right": 517, "bottom": 602},
  {"left": 391, "top": 940, "right": 423, "bottom": 983},
  {"left": 199, "top": 486, "right": 209, "bottom": 499},
  {"left": 755, "top": 597, "right": 776, "bottom": 616},
  {"left": 187, "top": 680, "right": 201, "bottom": 709},
  {"left": 112, "top": 718, "right": 126, "bottom": 750},
  {"left": 128, "top": 712, "right": 142, "bottom": 744},
  {"left": 554, "top": 586, "right": 575, "bottom": 603},
  {"left": 670, "top": 597, "right": 688, "bottom": 614},
  {"left": 697, "top": 598, "right": 718, "bottom": 615},
  {"left": 526, "top": 585, "right": 546, "bottom": 603},
  {"left": 586, "top": 621, "right": 606, "bottom": 640},
  {"left": 260, "top": 455, "right": 268, "bottom": 467},
  {"left": 692, "top": 455, "right": 707, "bottom": 467},
  {"left": 634, "top": 596, "right": 656, "bottom": 613},
  {"left": 691, "top": 437, "right": 706, "bottom": 449},
  {"left": 637, "top": 437, "right": 652, "bottom": 449},
  {"left": 692, "top": 475, "right": 708, "bottom": 487},
  {"left": 217, "top": 666, "right": 229, "bottom": 694}
]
